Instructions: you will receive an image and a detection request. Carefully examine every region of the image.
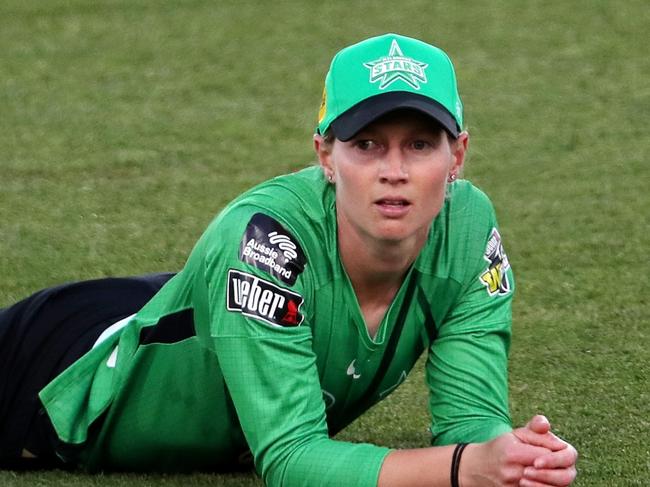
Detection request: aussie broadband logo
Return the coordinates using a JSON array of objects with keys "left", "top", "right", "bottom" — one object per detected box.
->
[
  {"left": 363, "top": 39, "right": 428, "bottom": 90},
  {"left": 227, "top": 270, "right": 304, "bottom": 327},
  {"left": 239, "top": 213, "right": 306, "bottom": 285}
]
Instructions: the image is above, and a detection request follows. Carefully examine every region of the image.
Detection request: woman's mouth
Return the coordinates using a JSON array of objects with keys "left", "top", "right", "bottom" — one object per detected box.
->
[{"left": 374, "top": 198, "right": 412, "bottom": 217}]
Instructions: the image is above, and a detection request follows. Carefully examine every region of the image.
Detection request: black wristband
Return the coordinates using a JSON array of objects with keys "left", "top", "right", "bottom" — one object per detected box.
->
[{"left": 450, "top": 442, "right": 469, "bottom": 487}]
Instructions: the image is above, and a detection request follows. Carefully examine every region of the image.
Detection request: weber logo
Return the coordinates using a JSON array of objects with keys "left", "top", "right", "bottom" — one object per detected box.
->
[
  {"left": 227, "top": 270, "right": 304, "bottom": 327},
  {"left": 239, "top": 213, "right": 306, "bottom": 285}
]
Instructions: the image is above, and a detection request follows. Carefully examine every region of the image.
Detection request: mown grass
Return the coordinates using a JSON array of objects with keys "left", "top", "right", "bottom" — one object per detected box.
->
[{"left": 1, "top": 0, "right": 648, "bottom": 485}]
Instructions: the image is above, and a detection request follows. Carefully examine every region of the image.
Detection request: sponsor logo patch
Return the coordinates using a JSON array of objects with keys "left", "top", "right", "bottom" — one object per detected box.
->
[
  {"left": 479, "top": 228, "right": 511, "bottom": 296},
  {"left": 227, "top": 269, "right": 304, "bottom": 327},
  {"left": 363, "top": 39, "right": 428, "bottom": 90},
  {"left": 239, "top": 213, "right": 306, "bottom": 286}
]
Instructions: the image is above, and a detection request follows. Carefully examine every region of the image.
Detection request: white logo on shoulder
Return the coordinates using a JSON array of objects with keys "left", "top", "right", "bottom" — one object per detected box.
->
[
  {"left": 239, "top": 213, "right": 307, "bottom": 286},
  {"left": 242, "top": 237, "right": 295, "bottom": 282},
  {"left": 268, "top": 231, "right": 298, "bottom": 261},
  {"left": 364, "top": 39, "right": 428, "bottom": 90}
]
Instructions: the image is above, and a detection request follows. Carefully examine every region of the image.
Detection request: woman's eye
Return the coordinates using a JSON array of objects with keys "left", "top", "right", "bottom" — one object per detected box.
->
[
  {"left": 411, "top": 140, "right": 431, "bottom": 150},
  {"left": 355, "top": 140, "right": 375, "bottom": 151}
]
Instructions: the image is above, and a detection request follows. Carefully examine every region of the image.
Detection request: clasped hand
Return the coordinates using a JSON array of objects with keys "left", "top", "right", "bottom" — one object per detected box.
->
[{"left": 462, "top": 415, "right": 578, "bottom": 487}]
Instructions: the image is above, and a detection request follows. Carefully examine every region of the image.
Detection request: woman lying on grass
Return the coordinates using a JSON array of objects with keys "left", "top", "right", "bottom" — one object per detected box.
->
[{"left": 0, "top": 33, "right": 577, "bottom": 487}]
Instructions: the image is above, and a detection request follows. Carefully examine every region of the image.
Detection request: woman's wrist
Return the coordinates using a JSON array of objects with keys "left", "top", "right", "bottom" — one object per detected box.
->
[
  {"left": 456, "top": 442, "right": 479, "bottom": 487},
  {"left": 450, "top": 443, "right": 469, "bottom": 487}
]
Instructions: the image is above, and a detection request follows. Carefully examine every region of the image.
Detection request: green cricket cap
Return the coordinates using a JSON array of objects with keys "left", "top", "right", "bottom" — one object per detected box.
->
[{"left": 317, "top": 33, "right": 463, "bottom": 140}]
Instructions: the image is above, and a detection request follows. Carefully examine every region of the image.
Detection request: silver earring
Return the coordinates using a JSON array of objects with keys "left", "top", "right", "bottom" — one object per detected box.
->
[
  {"left": 328, "top": 174, "right": 335, "bottom": 183},
  {"left": 448, "top": 174, "right": 456, "bottom": 182}
]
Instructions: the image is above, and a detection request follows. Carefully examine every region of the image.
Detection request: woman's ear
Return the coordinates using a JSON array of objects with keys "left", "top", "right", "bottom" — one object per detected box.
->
[
  {"left": 450, "top": 131, "right": 469, "bottom": 176},
  {"left": 314, "top": 134, "right": 334, "bottom": 178}
]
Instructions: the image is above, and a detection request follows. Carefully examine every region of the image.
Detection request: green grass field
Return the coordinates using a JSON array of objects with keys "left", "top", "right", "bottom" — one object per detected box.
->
[{"left": 1, "top": 0, "right": 648, "bottom": 485}]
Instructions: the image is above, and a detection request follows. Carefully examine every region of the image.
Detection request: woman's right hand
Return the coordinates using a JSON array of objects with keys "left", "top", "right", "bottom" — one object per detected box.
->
[{"left": 460, "top": 416, "right": 577, "bottom": 487}]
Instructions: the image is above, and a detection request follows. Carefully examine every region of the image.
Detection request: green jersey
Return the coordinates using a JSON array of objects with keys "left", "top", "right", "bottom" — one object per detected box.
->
[{"left": 40, "top": 166, "right": 514, "bottom": 486}]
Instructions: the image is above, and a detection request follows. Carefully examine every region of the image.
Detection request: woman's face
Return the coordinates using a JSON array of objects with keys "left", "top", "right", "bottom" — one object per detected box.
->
[{"left": 315, "top": 110, "right": 468, "bottom": 248}]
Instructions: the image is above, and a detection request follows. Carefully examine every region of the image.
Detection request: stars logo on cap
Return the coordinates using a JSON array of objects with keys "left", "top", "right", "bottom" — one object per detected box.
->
[{"left": 364, "top": 39, "right": 428, "bottom": 90}]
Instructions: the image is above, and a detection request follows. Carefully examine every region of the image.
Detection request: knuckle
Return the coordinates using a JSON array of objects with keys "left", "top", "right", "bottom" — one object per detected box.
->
[
  {"left": 557, "top": 466, "right": 578, "bottom": 486},
  {"left": 502, "top": 444, "right": 518, "bottom": 462},
  {"left": 502, "top": 466, "right": 523, "bottom": 484}
]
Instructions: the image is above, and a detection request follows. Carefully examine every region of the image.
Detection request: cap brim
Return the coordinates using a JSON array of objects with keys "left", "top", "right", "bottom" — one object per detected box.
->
[{"left": 330, "top": 92, "right": 460, "bottom": 141}]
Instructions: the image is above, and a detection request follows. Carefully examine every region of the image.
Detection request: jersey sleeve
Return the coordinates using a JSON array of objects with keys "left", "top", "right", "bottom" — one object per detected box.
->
[
  {"left": 426, "top": 193, "right": 514, "bottom": 445},
  {"left": 200, "top": 205, "right": 390, "bottom": 487}
]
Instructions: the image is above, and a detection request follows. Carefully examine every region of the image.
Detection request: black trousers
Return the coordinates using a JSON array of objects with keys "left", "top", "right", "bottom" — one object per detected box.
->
[{"left": 0, "top": 273, "right": 174, "bottom": 469}]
